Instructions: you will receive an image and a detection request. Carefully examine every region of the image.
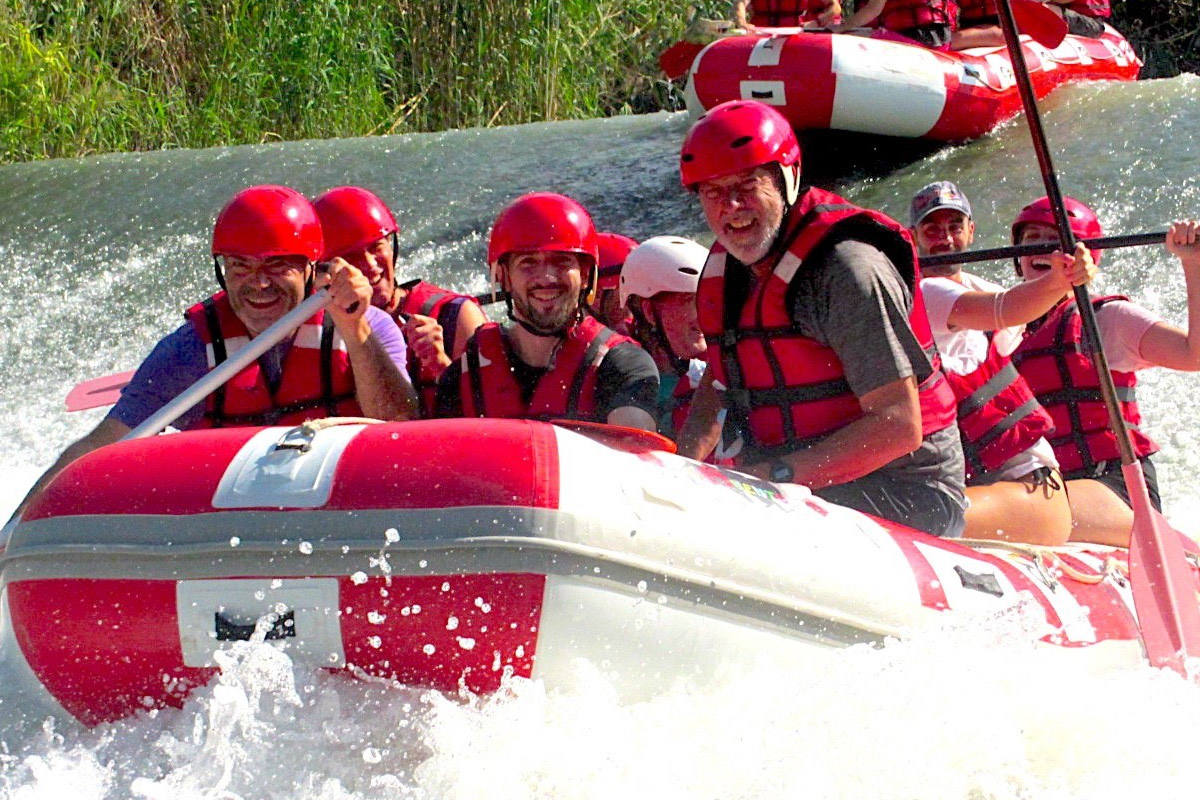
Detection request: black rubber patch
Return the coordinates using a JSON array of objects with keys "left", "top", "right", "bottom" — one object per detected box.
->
[{"left": 953, "top": 566, "right": 1005, "bottom": 597}]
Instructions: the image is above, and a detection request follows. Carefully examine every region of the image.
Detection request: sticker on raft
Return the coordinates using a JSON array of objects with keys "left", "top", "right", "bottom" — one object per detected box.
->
[{"left": 635, "top": 451, "right": 812, "bottom": 513}]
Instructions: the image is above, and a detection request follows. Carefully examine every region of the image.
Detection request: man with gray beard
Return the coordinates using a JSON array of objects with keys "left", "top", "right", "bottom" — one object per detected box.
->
[
  {"left": 434, "top": 192, "right": 659, "bottom": 428},
  {"left": 677, "top": 101, "right": 966, "bottom": 537}
]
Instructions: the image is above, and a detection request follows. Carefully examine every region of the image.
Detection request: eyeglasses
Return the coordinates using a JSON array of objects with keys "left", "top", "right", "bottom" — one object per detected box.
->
[
  {"left": 221, "top": 256, "right": 308, "bottom": 281},
  {"left": 697, "top": 172, "right": 775, "bottom": 206}
]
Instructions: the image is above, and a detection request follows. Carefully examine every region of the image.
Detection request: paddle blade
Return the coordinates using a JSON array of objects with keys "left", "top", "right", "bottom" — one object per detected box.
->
[
  {"left": 659, "top": 41, "right": 704, "bottom": 80},
  {"left": 65, "top": 370, "right": 135, "bottom": 412},
  {"left": 1124, "top": 461, "right": 1200, "bottom": 676},
  {"left": 1012, "top": 0, "right": 1068, "bottom": 48}
]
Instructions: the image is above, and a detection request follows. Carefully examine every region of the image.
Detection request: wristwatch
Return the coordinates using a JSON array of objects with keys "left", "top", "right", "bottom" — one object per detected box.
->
[{"left": 768, "top": 461, "right": 794, "bottom": 483}]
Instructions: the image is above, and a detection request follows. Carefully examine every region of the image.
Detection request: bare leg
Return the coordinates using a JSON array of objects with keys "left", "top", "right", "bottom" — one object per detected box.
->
[
  {"left": 950, "top": 25, "right": 1004, "bottom": 50},
  {"left": 964, "top": 469, "right": 1072, "bottom": 545},
  {"left": 1065, "top": 478, "right": 1134, "bottom": 547}
]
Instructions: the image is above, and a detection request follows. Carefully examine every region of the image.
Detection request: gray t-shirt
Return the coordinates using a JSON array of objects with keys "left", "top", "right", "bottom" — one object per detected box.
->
[{"left": 789, "top": 239, "right": 965, "bottom": 498}]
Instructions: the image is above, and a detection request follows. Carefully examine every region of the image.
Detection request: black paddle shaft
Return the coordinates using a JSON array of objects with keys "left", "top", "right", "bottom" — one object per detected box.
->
[
  {"left": 995, "top": 0, "right": 1138, "bottom": 465},
  {"left": 919, "top": 231, "right": 1167, "bottom": 268}
]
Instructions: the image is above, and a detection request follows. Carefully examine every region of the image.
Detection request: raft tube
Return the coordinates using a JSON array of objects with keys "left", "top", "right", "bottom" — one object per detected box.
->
[
  {"left": 0, "top": 418, "right": 1166, "bottom": 726},
  {"left": 682, "top": 26, "right": 1141, "bottom": 141}
]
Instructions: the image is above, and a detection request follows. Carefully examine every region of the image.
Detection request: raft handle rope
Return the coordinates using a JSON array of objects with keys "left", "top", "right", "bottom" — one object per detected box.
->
[
  {"left": 958, "top": 539, "right": 1128, "bottom": 588},
  {"left": 273, "top": 416, "right": 383, "bottom": 453}
]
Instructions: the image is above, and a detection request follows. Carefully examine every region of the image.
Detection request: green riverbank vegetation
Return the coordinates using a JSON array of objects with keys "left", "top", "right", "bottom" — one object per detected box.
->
[{"left": 0, "top": 0, "right": 1193, "bottom": 164}]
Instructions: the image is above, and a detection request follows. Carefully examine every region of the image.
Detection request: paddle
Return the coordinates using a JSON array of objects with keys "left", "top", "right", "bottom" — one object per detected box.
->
[
  {"left": 65, "top": 370, "right": 137, "bottom": 412},
  {"left": 1010, "top": 0, "right": 1068, "bottom": 49},
  {"left": 123, "top": 289, "right": 333, "bottom": 440},
  {"left": 997, "top": 0, "right": 1200, "bottom": 677},
  {"left": 660, "top": 40, "right": 706, "bottom": 80},
  {"left": 919, "top": 231, "right": 1167, "bottom": 269}
]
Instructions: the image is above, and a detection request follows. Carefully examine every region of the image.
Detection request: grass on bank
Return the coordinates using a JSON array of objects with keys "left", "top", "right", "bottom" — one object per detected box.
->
[
  {"left": 0, "top": 0, "right": 1193, "bottom": 164},
  {"left": 0, "top": 0, "right": 727, "bottom": 163}
]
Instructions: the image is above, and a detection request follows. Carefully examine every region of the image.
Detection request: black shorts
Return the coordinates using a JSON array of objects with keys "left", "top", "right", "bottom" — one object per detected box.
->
[
  {"left": 961, "top": 14, "right": 999, "bottom": 26},
  {"left": 897, "top": 23, "right": 953, "bottom": 49},
  {"left": 815, "top": 475, "right": 966, "bottom": 538},
  {"left": 1067, "top": 455, "right": 1162, "bottom": 512}
]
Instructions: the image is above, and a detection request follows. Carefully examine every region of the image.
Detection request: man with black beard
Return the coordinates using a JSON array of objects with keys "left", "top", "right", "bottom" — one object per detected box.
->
[{"left": 434, "top": 192, "right": 659, "bottom": 428}]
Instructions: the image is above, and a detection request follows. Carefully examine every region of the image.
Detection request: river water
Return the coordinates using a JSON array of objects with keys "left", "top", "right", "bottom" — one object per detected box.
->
[{"left": 3, "top": 75, "right": 1200, "bottom": 798}]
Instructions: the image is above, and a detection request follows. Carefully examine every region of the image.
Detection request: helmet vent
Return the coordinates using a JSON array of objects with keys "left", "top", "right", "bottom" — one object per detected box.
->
[
  {"left": 681, "top": 153, "right": 695, "bottom": 163},
  {"left": 730, "top": 135, "right": 753, "bottom": 149},
  {"left": 679, "top": 267, "right": 700, "bottom": 275}
]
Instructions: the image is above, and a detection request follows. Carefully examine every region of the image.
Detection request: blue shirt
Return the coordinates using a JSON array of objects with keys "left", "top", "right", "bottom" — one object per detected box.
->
[{"left": 108, "top": 306, "right": 409, "bottom": 429}]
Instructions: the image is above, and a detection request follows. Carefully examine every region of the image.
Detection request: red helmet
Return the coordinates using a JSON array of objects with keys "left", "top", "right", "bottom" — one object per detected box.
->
[
  {"left": 313, "top": 186, "right": 398, "bottom": 259},
  {"left": 596, "top": 232, "right": 638, "bottom": 291},
  {"left": 212, "top": 185, "right": 323, "bottom": 261},
  {"left": 487, "top": 192, "right": 600, "bottom": 298},
  {"left": 680, "top": 100, "right": 801, "bottom": 189},
  {"left": 1012, "top": 195, "right": 1104, "bottom": 257}
]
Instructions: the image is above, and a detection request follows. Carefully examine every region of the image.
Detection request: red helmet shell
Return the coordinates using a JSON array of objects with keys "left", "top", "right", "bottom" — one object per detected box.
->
[
  {"left": 1012, "top": 195, "right": 1104, "bottom": 264},
  {"left": 487, "top": 192, "right": 599, "bottom": 273},
  {"left": 313, "top": 186, "right": 398, "bottom": 259},
  {"left": 1012, "top": 196, "right": 1104, "bottom": 242},
  {"left": 680, "top": 100, "right": 801, "bottom": 189},
  {"left": 212, "top": 185, "right": 323, "bottom": 261},
  {"left": 596, "top": 232, "right": 638, "bottom": 291}
]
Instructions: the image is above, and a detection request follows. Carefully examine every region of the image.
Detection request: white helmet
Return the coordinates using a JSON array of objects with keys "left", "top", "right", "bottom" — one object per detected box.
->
[{"left": 619, "top": 236, "right": 709, "bottom": 308}]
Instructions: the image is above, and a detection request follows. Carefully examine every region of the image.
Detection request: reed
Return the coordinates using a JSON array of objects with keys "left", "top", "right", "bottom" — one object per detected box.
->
[{"left": 1, "top": 1, "right": 1185, "bottom": 164}]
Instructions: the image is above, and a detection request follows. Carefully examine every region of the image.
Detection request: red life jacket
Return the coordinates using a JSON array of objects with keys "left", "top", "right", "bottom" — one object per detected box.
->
[
  {"left": 1064, "top": 0, "right": 1110, "bottom": 18},
  {"left": 875, "top": 0, "right": 958, "bottom": 31},
  {"left": 394, "top": 279, "right": 484, "bottom": 416},
  {"left": 957, "top": 0, "right": 997, "bottom": 24},
  {"left": 943, "top": 334, "right": 1055, "bottom": 483},
  {"left": 695, "top": 187, "right": 957, "bottom": 464},
  {"left": 457, "top": 316, "right": 636, "bottom": 421},
  {"left": 185, "top": 292, "right": 360, "bottom": 428},
  {"left": 750, "top": 0, "right": 839, "bottom": 26},
  {"left": 1011, "top": 296, "right": 1158, "bottom": 477}
]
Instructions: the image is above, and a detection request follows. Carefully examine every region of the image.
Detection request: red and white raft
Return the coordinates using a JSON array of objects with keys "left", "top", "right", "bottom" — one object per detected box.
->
[
  {"left": 0, "top": 418, "right": 1178, "bottom": 727},
  {"left": 682, "top": 26, "right": 1141, "bottom": 141}
]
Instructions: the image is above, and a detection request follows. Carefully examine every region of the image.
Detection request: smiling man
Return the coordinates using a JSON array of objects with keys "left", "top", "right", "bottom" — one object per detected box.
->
[
  {"left": 14, "top": 185, "right": 417, "bottom": 520},
  {"left": 313, "top": 186, "right": 487, "bottom": 408},
  {"left": 434, "top": 192, "right": 659, "bottom": 428},
  {"left": 676, "top": 101, "right": 966, "bottom": 537}
]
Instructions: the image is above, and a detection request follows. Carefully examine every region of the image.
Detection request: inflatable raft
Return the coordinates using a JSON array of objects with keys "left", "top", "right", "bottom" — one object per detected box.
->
[
  {"left": 681, "top": 26, "right": 1141, "bottom": 141},
  {"left": 0, "top": 418, "right": 1178, "bottom": 727}
]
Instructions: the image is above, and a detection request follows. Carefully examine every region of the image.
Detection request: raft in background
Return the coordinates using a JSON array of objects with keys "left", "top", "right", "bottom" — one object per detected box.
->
[
  {"left": 682, "top": 26, "right": 1141, "bottom": 141},
  {"left": 0, "top": 418, "right": 1167, "bottom": 728}
]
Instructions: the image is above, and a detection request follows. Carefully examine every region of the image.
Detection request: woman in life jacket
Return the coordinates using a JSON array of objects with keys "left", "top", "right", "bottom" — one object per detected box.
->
[
  {"left": 910, "top": 181, "right": 1095, "bottom": 545},
  {"left": 1010, "top": 197, "right": 1200, "bottom": 546}
]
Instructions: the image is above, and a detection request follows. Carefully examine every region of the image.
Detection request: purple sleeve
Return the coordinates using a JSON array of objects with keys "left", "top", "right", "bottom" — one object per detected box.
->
[
  {"left": 365, "top": 306, "right": 411, "bottom": 384},
  {"left": 107, "top": 323, "right": 209, "bottom": 430}
]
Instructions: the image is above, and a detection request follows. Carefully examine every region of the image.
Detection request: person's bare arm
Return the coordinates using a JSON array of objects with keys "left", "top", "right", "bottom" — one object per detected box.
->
[
  {"left": 675, "top": 369, "right": 725, "bottom": 459},
  {"left": 741, "top": 376, "right": 922, "bottom": 488},
  {"left": 322, "top": 261, "right": 418, "bottom": 419},
  {"left": 837, "top": 0, "right": 885, "bottom": 29},
  {"left": 947, "top": 243, "right": 1094, "bottom": 331},
  {"left": 11, "top": 417, "right": 130, "bottom": 522},
  {"left": 1138, "top": 220, "right": 1200, "bottom": 371},
  {"left": 452, "top": 301, "right": 489, "bottom": 360}
]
